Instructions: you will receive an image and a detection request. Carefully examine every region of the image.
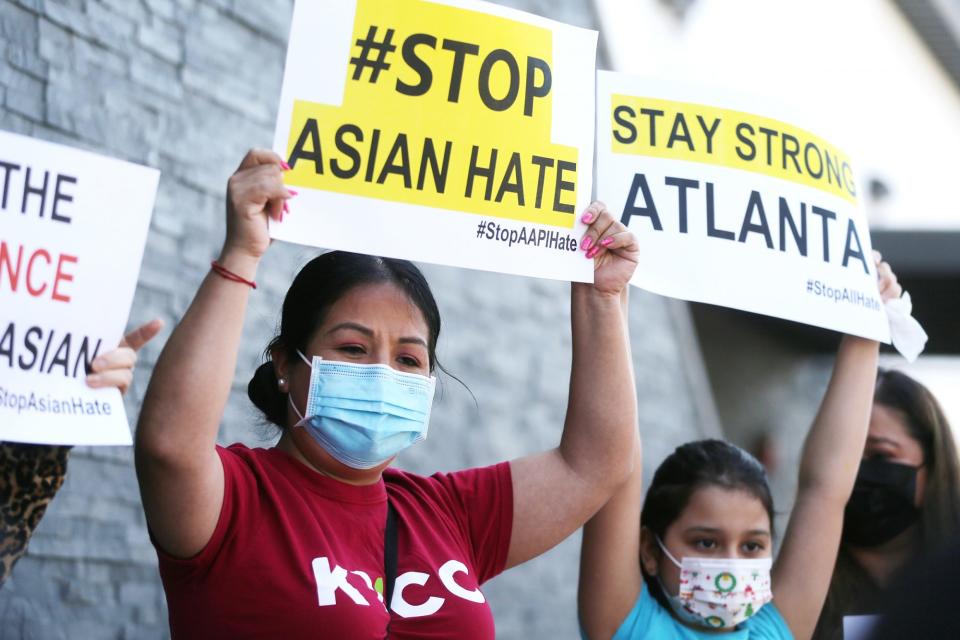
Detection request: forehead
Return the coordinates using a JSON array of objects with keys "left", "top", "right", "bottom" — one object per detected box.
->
[
  {"left": 318, "top": 282, "right": 429, "bottom": 337},
  {"left": 868, "top": 404, "right": 923, "bottom": 453},
  {"left": 671, "top": 485, "right": 771, "bottom": 535}
]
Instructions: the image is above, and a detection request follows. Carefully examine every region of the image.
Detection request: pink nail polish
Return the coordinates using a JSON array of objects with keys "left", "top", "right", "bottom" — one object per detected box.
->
[
  {"left": 283, "top": 201, "right": 289, "bottom": 213},
  {"left": 582, "top": 236, "right": 593, "bottom": 251},
  {"left": 287, "top": 189, "right": 299, "bottom": 196},
  {"left": 581, "top": 212, "right": 593, "bottom": 224},
  {"left": 280, "top": 160, "right": 291, "bottom": 170},
  {"left": 601, "top": 237, "right": 613, "bottom": 247},
  {"left": 587, "top": 246, "right": 599, "bottom": 259}
]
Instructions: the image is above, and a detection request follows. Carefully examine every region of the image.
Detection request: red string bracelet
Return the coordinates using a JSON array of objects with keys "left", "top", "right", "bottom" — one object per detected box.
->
[{"left": 210, "top": 260, "right": 257, "bottom": 289}]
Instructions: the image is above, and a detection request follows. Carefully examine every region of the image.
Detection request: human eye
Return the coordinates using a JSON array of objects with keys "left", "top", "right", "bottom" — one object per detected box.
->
[
  {"left": 693, "top": 538, "right": 717, "bottom": 551},
  {"left": 338, "top": 344, "right": 367, "bottom": 356},
  {"left": 397, "top": 354, "right": 422, "bottom": 368},
  {"left": 742, "top": 540, "right": 766, "bottom": 554}
]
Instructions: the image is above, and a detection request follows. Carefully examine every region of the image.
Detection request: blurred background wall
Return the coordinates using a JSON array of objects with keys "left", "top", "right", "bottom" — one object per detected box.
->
[{"left": 0, "top": 0, "right": 956, "bottom": 638}]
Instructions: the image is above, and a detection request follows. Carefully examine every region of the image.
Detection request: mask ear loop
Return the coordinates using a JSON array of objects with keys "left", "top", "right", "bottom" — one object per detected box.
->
[
  {"left": 653, "top": 535, "right": 686, "bottom": 601},
  {"left": 655, "top": 536, "right": 683, "bottom": 569},
  {"left": 288, "top": 350, "right": 320, "bottom": 423},
  {"left": 288, "top": 395, "right": 305, "bottom": 422}
]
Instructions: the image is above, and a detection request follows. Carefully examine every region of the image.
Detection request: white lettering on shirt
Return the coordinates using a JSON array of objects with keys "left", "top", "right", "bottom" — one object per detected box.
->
[
  {"left": 391, "top": 571, "right": 445, "bottom": 618},
  {"left": 311, "top": 557, "right": 370, "bottom": 607},
  {"left": 438, "top": 560, "right": 485, "bottom": 604},
  {"left": 310, "top": 556, "right": 485, "bottom": 617}
]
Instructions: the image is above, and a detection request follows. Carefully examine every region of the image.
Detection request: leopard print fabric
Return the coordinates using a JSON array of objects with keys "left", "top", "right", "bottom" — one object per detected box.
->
[{"left": 0, "top": 443, "right": 70, "bottom": 587}]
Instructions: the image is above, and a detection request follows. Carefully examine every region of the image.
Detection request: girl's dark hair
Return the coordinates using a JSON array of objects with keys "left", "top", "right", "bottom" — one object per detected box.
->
[
  {"left": 640, "top": 439, "right": 775, "bottom": 606},
  {"left": 247, "top": 251, "right": 442, "bottom": 428},
  {"left": 873, "top": 368, "right": 960, "bottom": 550},
  {"left": 641, "top": 439, "right": 775, "bottom": 540}
]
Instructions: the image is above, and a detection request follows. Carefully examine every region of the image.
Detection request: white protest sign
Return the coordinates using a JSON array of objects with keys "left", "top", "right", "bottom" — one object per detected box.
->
[
  {"left": 271, "top": 0, "right": 597, "bottom": 282},
  {"left": 597, "top": 72, "right": 890, "bottom": 342},
  {"left": 0, "top": 130, "right": 158, "bottom": 445}
]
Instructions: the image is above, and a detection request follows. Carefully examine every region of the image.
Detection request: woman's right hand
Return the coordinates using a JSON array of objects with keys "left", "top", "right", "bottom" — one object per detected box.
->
[{"left": 222, "top": 148, "right": 295, "bottom": 263}]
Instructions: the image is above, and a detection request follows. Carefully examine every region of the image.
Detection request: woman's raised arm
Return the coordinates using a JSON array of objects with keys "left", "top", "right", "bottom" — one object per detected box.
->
[
  {"left": 505, "top": 201, "right": 639, "bottom": 569},
  {"left": 135, "top": 149, "right": 292, "bottom": 558}
]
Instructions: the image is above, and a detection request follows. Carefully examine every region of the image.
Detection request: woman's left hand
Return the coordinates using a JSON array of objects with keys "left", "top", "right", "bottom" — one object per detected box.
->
[
  {"left": 579, "top": 201, "right": 639, "bottom": 297},
  {"left": 86, "top": 319, "right": 164, "bottom": 395}
]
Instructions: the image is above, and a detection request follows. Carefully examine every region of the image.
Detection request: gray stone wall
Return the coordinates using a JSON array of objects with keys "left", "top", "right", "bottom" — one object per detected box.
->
[{"left": 0, "top": 1, "right": 716, "bottom": 637}]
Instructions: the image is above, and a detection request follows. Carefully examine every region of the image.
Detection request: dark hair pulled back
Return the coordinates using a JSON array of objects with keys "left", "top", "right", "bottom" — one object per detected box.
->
[
  {"left": 247, "top": 251, "right": 442, "bottom": 428},
  {"left": 642, "top": 439, "right": 775, "bottom": 540}
]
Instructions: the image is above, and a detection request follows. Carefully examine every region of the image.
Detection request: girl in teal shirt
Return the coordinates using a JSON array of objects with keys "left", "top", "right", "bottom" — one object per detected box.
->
[{"left": 579, "top": 254, "right": 904, "bottom": 640}]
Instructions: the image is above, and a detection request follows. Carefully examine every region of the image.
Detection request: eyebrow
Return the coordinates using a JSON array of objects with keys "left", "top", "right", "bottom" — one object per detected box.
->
[
  {"left": 683, "top": 526, "right": 771, "bottom": 537},
  {"left": 326, "top": 322, "right": 428, "bottom": 348},
  {"left": 327, "top": 322, "right": 373, "bottom": 337}
]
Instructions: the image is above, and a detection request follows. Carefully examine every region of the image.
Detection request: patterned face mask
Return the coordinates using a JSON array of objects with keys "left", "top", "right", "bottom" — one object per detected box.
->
[{"left": 656, "top": 537, "right": 773, "bottom": 629}]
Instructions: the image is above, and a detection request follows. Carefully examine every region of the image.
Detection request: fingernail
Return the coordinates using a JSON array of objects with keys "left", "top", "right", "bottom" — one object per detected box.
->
[
  {"left": 91, "top": 357, "right": 104, "bottom": 370},
  {"left": 581, "top": 212, "right": 594, "bottom": 224},
  {"left": 280, "top": 160, "right": 291, "bottom": 170},
  {"left": 86, "top": 374, "right": 101, "bottom": 386},
  {"left": 601, "top": 237, "right": 613, "bottom": 247},
  {"left": 582, "top": 236, "right": 593, "bottom": 251},
  {"left": 587, "top": 246, "right": 600, "bottom": 259},
  {"left": 283, "top": 201, "right": 290, "bottom": 214},
  {"left": 287, "top": 189, "right": 299, "bottom": 196}
]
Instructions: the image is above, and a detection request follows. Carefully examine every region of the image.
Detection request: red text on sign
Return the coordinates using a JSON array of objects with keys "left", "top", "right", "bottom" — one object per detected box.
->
[{"left": 0, "top": 241, "right": 78, "bottom": 303}]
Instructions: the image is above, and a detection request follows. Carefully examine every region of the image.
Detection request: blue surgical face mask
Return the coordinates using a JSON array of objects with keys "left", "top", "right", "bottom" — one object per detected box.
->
[{"left": 288, "top": 351, "right": 436, "bottom": 469}]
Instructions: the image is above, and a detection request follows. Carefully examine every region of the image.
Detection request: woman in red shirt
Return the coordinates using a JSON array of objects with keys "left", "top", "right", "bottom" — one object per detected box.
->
[{"left": 134, "top": 149, "right": 640, "bottom": 639}]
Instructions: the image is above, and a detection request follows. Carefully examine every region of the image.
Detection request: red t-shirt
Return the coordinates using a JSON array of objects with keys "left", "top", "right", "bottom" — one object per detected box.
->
[{"left": 155, "top": 444, "right": 513, "bottom": 639}]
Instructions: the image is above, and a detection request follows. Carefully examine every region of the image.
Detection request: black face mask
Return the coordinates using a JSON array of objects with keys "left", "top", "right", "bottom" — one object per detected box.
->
[{"left": 842, "top": 458, "right": 920, "bottom": 548}]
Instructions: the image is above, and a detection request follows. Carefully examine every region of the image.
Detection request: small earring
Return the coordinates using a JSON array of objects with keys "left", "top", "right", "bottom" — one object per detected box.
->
[{"left": 278, "top": 377, "right": 286, "bottom": 388}]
